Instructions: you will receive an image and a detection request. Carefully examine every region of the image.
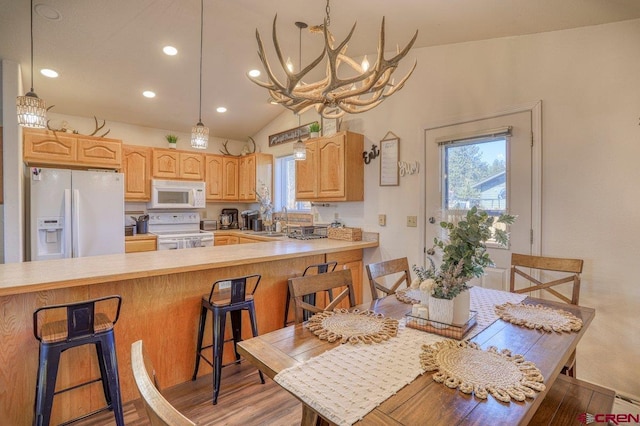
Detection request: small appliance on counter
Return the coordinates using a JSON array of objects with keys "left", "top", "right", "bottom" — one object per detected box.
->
[
  {"left": 240, "top": 210, "right": 260, "bottom": 230},
  {"left": 220, "top": 208, "right": 239, "bottom": 229},
  {"left": 200, "top": 219, "right": 217, "bottom": 231}
]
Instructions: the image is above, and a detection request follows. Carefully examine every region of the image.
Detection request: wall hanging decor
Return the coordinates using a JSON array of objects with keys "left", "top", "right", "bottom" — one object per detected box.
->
[
  {"left": 379, "top": 131, "right": 400, "bottom": 186},
  {"left": 269, "top": 122, "right": 318, "bottom": 147},
  {"left": 399, "top": 160, "right": 420, "bottom": 176},
  {"left": 363, "top": 144, "right": 379, "bottom": 165}
]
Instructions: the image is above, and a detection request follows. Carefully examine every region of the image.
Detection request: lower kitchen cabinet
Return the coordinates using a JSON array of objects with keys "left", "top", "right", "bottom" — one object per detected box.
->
[
  {"left": 214, "top": 235, "right": 240, "bottom": 245},
  {"left": 125, "top": 235, "right": 157, "bottom": 253}
]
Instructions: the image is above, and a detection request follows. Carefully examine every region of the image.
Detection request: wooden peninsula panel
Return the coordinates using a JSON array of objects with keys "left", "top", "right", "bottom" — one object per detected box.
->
[{"left": 0, "top": 238, "right": 377, "bottom": 425}]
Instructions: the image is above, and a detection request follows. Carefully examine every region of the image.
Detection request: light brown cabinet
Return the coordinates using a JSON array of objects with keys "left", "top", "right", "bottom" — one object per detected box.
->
[
  {"left": 125, "top": 235, "right": 157, "bottom": 253},
  {"left": 152, "top": 149, "right": 205, "bottom": 180},
  {"left": 205, "top": 153, "right": 272, "bottom": 202},
  {"left": 222, "top": 157, "right": 239, "bottom": 200},
  {"left": 295, "top": 131, "right": 364, "bottom": 201},
  {"left": 23, "top": 128, "right": 122, "bottom": 169},
  {"left": 214, "top": 235, "right": 239, "bottom": 245},
  {"left": 122, "top": 145, "right": 152, "bottom": 201}
]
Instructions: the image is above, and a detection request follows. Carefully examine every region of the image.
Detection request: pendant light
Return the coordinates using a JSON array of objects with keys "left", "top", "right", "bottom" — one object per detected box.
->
[
  {"left": 16, "top": 0, "right": 47, "bottom": 128},
  {"left": 191, "top": 0, "right": 208, "bottom": 149},
  {"left": 292, "top": 21, "right": 307, "bottom": 161}
]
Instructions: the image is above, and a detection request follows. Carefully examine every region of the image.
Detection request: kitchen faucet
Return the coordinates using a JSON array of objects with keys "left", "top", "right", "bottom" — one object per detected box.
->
[{"left": 283, "top": 206, "right": 289, "bottom": 235}]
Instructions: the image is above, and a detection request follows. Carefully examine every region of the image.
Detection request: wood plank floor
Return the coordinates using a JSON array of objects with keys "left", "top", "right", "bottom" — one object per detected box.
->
[{"left": 74, "top": 362, "right": 301, "bottom": 425}]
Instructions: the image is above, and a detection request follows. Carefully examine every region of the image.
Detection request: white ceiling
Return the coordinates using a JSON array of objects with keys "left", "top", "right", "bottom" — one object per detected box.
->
[{"left": 2, "top": 0, "right": 640, "bottom": 140}]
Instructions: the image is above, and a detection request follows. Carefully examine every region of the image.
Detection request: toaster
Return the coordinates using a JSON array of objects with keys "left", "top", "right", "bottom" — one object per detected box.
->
[{"left": 200, "top": 219, "right": 217, "bottom": 231}]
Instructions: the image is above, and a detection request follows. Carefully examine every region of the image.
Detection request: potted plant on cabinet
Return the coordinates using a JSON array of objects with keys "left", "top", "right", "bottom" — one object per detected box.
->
[
  {"left": 413, "top": 207, "right": 516, "bottom": 326},
  {"left": 165, "top": 134, "right": 178, "bottom": 149},
  {"left": 308, "top": 122, "right": 321, "bottom": 138}
]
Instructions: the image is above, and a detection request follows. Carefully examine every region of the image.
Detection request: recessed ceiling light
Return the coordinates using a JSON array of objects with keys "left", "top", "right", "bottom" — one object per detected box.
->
[
  {"left": 40, "top": 68, "right": 58, "bottom": 78},
  {"left": 163, "top": 46, "right": 178, "bottom": 56},
  {"left": 34, "top": 4, "right": 62, "bottom": 21},
  {"left": 216, "top": 107, "right": 227, "bottom": 113},
  {"left": 248, "top": 69, "right": 261, "bottom": 78},
  {"left": 143, "top": 91, "right": 156, "bottom": 98}
]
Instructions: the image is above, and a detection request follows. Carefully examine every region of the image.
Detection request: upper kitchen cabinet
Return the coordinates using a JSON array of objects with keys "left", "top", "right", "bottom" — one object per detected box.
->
[
  {"left": 122, "top": 145, "right": 152, "bottom": 201},
  {"left": 295, "top": 131, "right": 364, "bottom": 201},
  {"left": 152, "top": 149, "right": 205, "bottom": 180},
  {"left": 23, "top": 128, "right": 122, "bottom": 169},
  {"left": 222, "top": 157, "right": 239, "bottom": 200},
  {"left": 240, "top": 153, "right": 273, "bottom": 202},
  {"left": 205, "top": 153, "right": 272, "bottom": 202}
]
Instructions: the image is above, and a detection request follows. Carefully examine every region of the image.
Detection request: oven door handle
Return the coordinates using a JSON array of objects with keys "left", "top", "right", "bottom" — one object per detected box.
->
[{"left": 160, "top": 239, "right": 180, "bottom": 250}]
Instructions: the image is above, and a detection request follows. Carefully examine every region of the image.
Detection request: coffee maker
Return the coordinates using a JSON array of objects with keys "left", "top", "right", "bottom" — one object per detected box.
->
[
  {"left": 220, "top": 208, "right": 239, "bottom": 229},
  {"left": 240, "top": 210, "right": 259, "bottom": 230}
]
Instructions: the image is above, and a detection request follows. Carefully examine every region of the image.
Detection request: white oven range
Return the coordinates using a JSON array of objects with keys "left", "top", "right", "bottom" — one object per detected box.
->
[{"left": 149, "top": 212, "right": 213, "bottom": 250}]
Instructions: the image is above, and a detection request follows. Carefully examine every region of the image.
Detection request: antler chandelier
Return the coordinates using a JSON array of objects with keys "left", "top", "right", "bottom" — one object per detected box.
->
[{"left": 248, "top": 0, "right": 418, "bottom": 119}]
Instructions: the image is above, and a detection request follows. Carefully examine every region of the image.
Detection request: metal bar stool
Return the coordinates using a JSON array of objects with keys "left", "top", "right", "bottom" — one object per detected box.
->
[
  {"left": 283, "top": 261, "right": 338, "bottom": 327},
  {"left": 192, "top": 274, "right": 265, "bottom": 405},
  {"left": 32, "top": 295, "right": 124, "bottom": 426}
]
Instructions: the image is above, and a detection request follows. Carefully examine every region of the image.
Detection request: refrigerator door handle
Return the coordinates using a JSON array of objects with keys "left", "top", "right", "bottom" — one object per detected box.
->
[
  {"left": 72, "top": 189, "right": 81, "bottom": 258},
  {"left": 64, "top": 189, "right": 72, "bottom": 258}
]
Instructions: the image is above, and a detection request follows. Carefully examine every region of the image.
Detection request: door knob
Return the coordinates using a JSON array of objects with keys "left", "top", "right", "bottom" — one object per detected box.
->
[{"left": 428, "top": 217, "right": 436, "bottom": 224}]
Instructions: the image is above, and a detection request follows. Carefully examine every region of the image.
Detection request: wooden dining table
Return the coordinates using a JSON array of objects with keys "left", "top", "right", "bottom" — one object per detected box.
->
[{"left": 237, "top": 291, "right": 595, "bottom": 426}]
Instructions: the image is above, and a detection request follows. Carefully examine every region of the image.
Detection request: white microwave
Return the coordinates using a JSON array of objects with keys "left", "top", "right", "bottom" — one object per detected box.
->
[{"left": 148, "top": 179, "right": 206, "bottom": 209}]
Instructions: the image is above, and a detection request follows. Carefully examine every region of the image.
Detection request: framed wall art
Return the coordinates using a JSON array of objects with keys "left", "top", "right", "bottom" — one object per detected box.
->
[
  {"left": 268, "top": 122, "right": 318, "bottom": 147},
  {"left": 321, "top": 111, "right": 341, "bottom": 137},
  {"left": 379, "top": 131, "right": 400, "bottom": 186}
]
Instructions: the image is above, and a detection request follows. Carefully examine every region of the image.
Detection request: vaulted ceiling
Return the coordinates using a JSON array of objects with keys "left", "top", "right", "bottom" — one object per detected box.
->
[{"left": 2, "top": 0, "right": 639, "bottom": 140}]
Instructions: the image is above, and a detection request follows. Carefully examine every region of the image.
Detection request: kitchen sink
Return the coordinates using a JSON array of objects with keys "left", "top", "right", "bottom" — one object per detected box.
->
[{"left": 252, "top": 232, "right": 286, "bottom": 237}]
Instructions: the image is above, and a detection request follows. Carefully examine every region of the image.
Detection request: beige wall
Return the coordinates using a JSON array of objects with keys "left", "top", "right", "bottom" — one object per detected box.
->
[{"left": 253, "top": 19, "right": 640, "bottom": 398}]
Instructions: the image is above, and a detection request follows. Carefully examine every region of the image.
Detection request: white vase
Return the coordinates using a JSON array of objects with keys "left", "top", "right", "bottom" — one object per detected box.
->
[
  {"left": 168, "top": 142, "right": 177, "bottom": 149},
  {"left": 419, "top": 290, "right": 430, "bottom": 306},
  {"left": 452, "top": 290, "right": 471, "bottom": 326},
  {"left": 310, "top": 131, "right": 319, "bottom": 138},
  {"left": 428, "top": 296, "right": 454, "bottom": 329}
]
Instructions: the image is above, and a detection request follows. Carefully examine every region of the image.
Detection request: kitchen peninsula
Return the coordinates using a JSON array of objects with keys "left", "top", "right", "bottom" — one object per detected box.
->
[{"left": 0, "top": 236, "right": 377, "bottom": 425}]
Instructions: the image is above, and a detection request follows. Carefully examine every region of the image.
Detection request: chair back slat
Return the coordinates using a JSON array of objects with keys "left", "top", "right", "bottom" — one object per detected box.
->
[
  {"left": 288, "top": 269, "right": 356, "bottom": 324},
  {"left": 510, "top": 253, "right": 583, "bottom": 305},
  {"left": 366, "top": 258, "right": 411, "bottom": 300},
  {"left": 208, "top": 274, "right": 261, "bottom": 305},
  {"left": 131, "top": 340, "right": 196, "bottom": 426}
]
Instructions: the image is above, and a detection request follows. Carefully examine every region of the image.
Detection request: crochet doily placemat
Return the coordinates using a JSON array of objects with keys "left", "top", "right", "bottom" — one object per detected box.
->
[
  {"left": 306, "top": 309, "right": 399, "bottom": 344},
  {"left": 420, "top": 340, "right": 546, "bottom": 403},
  {"left": 495, "top": 302, "right": 583, "bottom": 332}
]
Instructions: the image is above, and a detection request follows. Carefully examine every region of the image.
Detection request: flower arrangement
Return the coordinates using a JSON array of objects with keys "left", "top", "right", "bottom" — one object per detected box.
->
[
  {"left": 412, "top": 207, "right": 516, "bottom": 300},
  {"left": 255, "top": 181, "right": 273, "bottom": 217}
]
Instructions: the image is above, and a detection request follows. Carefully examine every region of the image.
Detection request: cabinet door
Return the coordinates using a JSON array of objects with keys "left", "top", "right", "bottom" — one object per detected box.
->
[
  {"left": 222, "top": 157, "right": 239, "bottom": 200},
  {"left": 318, "top": 134, "right": 345, "bottom": 198},
  {"left": 239, "top": 155, "right": 256, "bottom": 201},
  {"left": 23, "top": 129, "right": 76, "bottom": 165},
  {"left": 205, "top": 154, "right": 224, "bottom": 200},
  {"left": 76, "top": 137, "right": 122, "bottom": 168},
  {"left": 123, "top": 145, "right": 152, "bottom": 201},
  {"left": 152, "top": 149, "right": 179, "bottom": 178},
  {"left": 179, "top": 152, "right": 205, "bottom": 180},
  {"left": 295, "top": 140, "right": 318, "bottom": 199}
]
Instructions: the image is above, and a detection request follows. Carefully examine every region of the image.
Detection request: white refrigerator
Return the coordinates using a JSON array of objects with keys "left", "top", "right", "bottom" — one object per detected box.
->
[{"left": 29, "top": 168, "right": 125, "bottom": 261}]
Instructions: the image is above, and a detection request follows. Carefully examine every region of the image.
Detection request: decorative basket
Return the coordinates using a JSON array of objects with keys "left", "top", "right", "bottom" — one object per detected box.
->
[{"left": 327, "top": 227, "right": 362, "bottom": 241}]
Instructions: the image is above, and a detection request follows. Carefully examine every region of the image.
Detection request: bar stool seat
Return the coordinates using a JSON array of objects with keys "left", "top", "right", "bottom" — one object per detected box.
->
[
  {"left": 33, "top": 295, "right": 124, "bottom": 426},
  {"left": 192, "top": 274, "right": 265, "bottom": 405}
]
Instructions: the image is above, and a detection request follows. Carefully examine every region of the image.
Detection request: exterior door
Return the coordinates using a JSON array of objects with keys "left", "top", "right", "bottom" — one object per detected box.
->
[{"left": 424, "top": 110, "right": 536, "bottom": 291}]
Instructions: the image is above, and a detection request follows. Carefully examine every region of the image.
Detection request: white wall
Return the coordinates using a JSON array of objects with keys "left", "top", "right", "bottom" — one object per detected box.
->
[{"left": 252, "top": 19, "right": 640, "bottom": 398}]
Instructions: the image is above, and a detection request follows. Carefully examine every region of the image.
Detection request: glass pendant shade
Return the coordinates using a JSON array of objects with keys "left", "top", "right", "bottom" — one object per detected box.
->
[
  {"left": 17, "top": 91, "right": 46, "bottom": 128},
  {"left": 293, "top": 139, "right": 306, "bottom": 160},
  {"left": 191, "top": 122, "right": 209, "bottom": 149}
]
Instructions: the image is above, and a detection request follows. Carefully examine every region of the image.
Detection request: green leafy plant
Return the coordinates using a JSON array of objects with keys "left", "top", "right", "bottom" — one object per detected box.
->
[
  {"left": 308, "top": 122, "right": 320, "bottom": 133},
  {"left": 165, "top": 134, "right": 178, "bottom": 144},
  {"left": 413, "top": 207, "right": 516, "bottom": 299}
]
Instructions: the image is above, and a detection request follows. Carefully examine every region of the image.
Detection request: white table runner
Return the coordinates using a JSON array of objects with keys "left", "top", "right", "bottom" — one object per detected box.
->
[{"left": 274, "top": 287, "right": 526, "bottom": 425}]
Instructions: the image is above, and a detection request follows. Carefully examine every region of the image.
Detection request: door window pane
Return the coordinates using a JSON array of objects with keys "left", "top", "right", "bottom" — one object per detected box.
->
[{"left": 442, "top": 138, "right": 507, "bottom": 243}]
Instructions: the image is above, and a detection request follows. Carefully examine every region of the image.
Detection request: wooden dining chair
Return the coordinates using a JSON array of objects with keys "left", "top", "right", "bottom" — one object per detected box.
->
[
  {"left": 366, "top": 257, "right": 411, "bottom": 300},
  {"left": 509, "top": 253, "right": 584, "bottom": 376},
  {"left": 288, "top": 269, "right": 356, "bottom": 324},
  {"left": 131, "top": 340, "right": 196, "bottom": 426}
]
